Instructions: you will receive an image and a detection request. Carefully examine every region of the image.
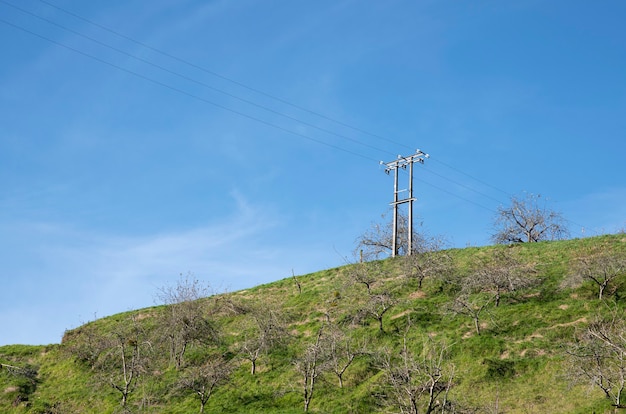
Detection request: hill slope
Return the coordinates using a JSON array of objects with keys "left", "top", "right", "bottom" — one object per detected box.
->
[{"left": 1, "top": 235, "right": 625, "bottom": 413}]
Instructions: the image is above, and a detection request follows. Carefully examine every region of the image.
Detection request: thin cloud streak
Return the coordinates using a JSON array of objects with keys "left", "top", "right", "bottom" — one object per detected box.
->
[{"left": 0, "top": 195, "right": 297, "bottom": 345}]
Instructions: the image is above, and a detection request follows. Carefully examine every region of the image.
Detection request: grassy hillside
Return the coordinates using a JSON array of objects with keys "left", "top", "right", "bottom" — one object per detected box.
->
[{"left": 1, "top": 235, "right": 625, "bottom": 413}]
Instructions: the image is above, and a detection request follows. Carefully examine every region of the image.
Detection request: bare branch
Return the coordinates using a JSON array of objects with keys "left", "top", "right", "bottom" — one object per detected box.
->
[
  {"left": 575, "top": 250, "right": 626, "bottom": 300},
  {"left": 492, "top": 194, "right": 569, "bottom": 244},
  {"left": 566, "top": 313, "right": 626, "bottom": 407}
]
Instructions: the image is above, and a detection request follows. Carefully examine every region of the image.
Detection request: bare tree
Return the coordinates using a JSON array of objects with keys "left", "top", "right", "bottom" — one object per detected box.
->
[
  {"left": 492, "top": 193, "right": 569, "bottom": 244},
  {"left": 155, "top": 273, "right": 218, "bottom": 369},
  {"left": 321, "top": 324, "right": 367, "bottom": 388},
  {"left": 403, "top": 238, "right": 454, "bottom": 289},
  {"left": 357, "top": 291, "right": 398, "bottom": 333},
  {"left": 356, "top": 210, "right": 428, "bottom": 260},
  {"left": 470, "top": 249, "right": 537, "bottom": 307},
  {"left": 347, "top": 261, "right": 383, "bottom": 295},
  {"left": 0, "top": 363, "right": 37, "bottom": 381},
  {"left": 239, "top": 306, "right": 288, "bottom": 375},
  {"left": 290, "top": 269, "right": 302, "bottom": 295},
  {"left": 567, "top": 313, "right": 626, "bottom": 409},
  {"left": 63, "top": 321, "right": 110, "bottom": 369},
  {"left": 94, "top": 316, "right": 153, "bottom": 408},
  {"left": 0, "top": 362, "right": 38, "bottom": 405},
  {"left": 294, "top": 327, "right": 329, "bottom": 412},
  {"left": 177, "top": 354, "right": 233, "bottom": 413},
  {"left": 448, "top": 293, "right": 493, "bottom": 336},
  {"left": 575, "top": 251, "right": 626, "bottom": 300},
  {"left": 380, "top": 334, "right": 455, "bottom": 414}
]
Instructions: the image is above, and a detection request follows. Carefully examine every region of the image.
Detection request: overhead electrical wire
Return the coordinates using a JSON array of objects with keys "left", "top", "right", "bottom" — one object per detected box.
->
[
  {"left": 0, "top": 0, "right": 396, "bottom": 159},
  {"left": 34, "top": 0, "right": 413, "bottom": 151},
  {"left": 0, "top": 17, "right": 378, "bottom": 163},
  {"left": 419, "top": 167, "right": 505, "bottom": 205},
  {"left": 1, "top": 0, "right": 585, "bottom": 225},
  {"left": 31, "top": 0, "right": 514, "bottom": 201},
  {"left": 427, "top": 158, "right": 512, "bottom": 198},
  {"left": 0, "top": 4, "right": 515, "bottom": 215},
  {"left": 419, "top": 180, "right": 498, "bottom": 214}
]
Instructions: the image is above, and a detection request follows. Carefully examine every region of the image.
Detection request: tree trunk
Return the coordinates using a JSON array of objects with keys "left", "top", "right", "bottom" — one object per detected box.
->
[
  {"left": 410, "top": 395, "right": 419, "bottom": 414},
  {"left": 474, "top": 317, "right": 481, "bottom": 335}
]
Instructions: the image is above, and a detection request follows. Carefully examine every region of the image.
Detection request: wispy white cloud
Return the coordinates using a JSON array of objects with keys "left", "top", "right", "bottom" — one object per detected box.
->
[{"left": 0, "top": 192, "right": 326, "bottom": 345}]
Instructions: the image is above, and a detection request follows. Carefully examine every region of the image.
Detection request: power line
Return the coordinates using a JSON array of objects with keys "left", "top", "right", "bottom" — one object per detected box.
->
[
  {"left": 2, "top": 4, "right": 582, "bottom": 230},
  {"left": 396, "top": 166, "right": 499, "bottom": 214},
  {"left": 35, "top": 0, "right": 413, "bottom": 150},
  {"left": 421, "top": 161, "right": 507, "bottom": 206},
  {"left": 0, "top": 11, "right": 507, "bottom": 217},
  {"left": 38, "top": 0, "right": 515, "bottom": 199},
  {"left": 1, "top": 0, "right": 397, "bottom": 158},
  {"left": 17, "top": 0, "right": 519, "bottom": 209},
  {"left": 418, "top": 179, "right": 499, "bottom": 214},
  {"left": 429, "top": 157, "right": 512, "bottom": 198},
  {"left": 0, "top": 17, "right": 379, "bottom": 163}
]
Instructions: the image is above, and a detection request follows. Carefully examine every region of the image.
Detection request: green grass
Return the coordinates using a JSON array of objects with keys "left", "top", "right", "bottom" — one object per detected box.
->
[{"left": 1, "top": 234, "right": 626, "bottom": 413}]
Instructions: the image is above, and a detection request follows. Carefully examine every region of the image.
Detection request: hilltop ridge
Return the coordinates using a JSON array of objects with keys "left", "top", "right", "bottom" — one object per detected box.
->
[{"left": 1, "top": 234, "right": 625, "bottom": 413}]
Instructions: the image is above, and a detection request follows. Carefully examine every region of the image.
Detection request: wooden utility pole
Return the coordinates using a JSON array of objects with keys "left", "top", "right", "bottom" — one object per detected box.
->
[{"left": 381, "top": 149, "right": 428, "bottom": 257}]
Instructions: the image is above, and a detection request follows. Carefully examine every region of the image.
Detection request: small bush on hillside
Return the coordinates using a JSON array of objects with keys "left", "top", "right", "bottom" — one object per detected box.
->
[{"left": 483, "top": 358, "right": 516, "bottom": 380}]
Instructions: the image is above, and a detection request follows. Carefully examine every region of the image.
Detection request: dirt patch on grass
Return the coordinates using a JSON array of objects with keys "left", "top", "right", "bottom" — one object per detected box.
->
[
  {"left": 391, "top": 310, "right": 412, "bottom": 320},
  {"left": 552, "top": 317, "right": 587, "bottom": 328},
  {"left": 558, "top": 304, "right": 569, "bottom": 310},
  {"left": 408, "top": 291, "right": 426, "bottom": 299},
  {"left": 134, "top": 311, "right": 154, "bottom": 321},
  {"left": 4, "top": 386, "right": 18, "bottom": 393},
  {"left": 521, "top": 349, "right": 547, "bottom": 357},
  {"left": 514, "top": 333, "right": 543, "bottom": 345}
]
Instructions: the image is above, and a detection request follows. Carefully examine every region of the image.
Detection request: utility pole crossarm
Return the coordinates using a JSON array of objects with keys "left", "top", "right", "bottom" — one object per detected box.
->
[
  {"left": 380, "top": 149, "right": 429, "bottom": 258},
  {"left": 380, "top": 149, "right": 428, "bottom": 173}
]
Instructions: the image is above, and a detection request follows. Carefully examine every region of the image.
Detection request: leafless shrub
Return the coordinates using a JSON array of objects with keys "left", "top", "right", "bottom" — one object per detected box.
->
[
  {"left": 403, "top": 242, "right": 454, "bottom": 289},
  {"left": 293, "top": 328, "right": 330, "bottom": 412},
  {"left": 155, "top": 273, "right": 219, "bottom": 369},
  {"left": 574, "top": 250, "right": 626, "bottom": 300},
  {"left": 176, "top": 353, "right": 233, "bottom": 413},
  {"left": 492, "top": 193, "right": 569, "bottom": 244},
  {"left": 354, "top": 291, "right": 398, "bottom": 333},
  {"left": 469, "top": 249, "right": 538, "bottom": 306},
  {"left": 356, "top": 210, "right": 432, "bottom": 260},
  {"left": 566, "top": 311, "right": 626, "bottom": 408},
  {"left": 320, "top": 323, "right": 368, "bottom": 388},
  {"left": 379, "top": 333, "right": 455, "bottom": 414},
  {"left": 93, "top": 316, "right": 153, "bottom": 408},
  {"left": 239, "top": 306, "right": 289, "bottom": 375}
]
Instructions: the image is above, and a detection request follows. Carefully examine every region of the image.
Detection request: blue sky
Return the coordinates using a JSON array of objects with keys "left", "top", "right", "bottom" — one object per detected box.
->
[{"left": 1, "top": 0, "right": 625, "bottom": 345}]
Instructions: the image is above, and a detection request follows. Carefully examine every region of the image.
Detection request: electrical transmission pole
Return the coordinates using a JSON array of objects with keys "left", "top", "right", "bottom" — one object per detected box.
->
[{"left": 381, "top": 149, "right": 428, "bottom": 257}]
